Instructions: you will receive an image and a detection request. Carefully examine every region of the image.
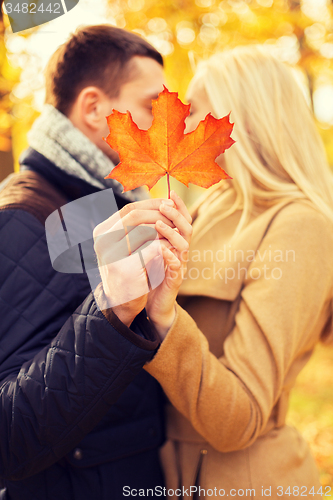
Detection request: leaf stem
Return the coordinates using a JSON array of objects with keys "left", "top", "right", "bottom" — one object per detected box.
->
[{"left": 167, "top": 172, "right": 171, "bottom": 199}]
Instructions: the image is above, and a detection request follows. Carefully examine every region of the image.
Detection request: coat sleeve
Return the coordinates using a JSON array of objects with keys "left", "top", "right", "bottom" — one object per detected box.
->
[
  {"left": 0, "top": 209, "right": 159, "bottom": 481},
  {"left": 144, "top": 204, "right": 333, "bottom": 452}
]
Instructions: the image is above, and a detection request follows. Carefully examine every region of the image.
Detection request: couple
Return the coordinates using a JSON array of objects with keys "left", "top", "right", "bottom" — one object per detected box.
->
[{"left": 0, "top": 24, "right": 332, "bottom": 500}]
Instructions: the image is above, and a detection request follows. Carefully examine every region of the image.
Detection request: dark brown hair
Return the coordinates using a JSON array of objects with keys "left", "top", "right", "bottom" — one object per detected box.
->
[{"left": 45, "top": 24, "right": 163, "bottom": 116}]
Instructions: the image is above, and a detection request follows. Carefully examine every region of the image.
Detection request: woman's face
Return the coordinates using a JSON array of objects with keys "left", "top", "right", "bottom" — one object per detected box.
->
[
  {"left": 185, "top": 82, "right": 214, "bottom": 133},
  {"left": 185, "top": 79, "right": 228, "bottom": 171}
]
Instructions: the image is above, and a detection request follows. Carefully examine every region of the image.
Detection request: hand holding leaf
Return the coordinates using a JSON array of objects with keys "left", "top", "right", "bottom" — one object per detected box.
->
[{"left": 102, "top": 87, "right": 232, "bottom": 333}]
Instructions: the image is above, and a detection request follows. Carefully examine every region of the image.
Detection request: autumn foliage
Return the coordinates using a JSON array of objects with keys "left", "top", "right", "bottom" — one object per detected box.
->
[{"left": 105, "top": 87, "right": 234, "bottom": 196}]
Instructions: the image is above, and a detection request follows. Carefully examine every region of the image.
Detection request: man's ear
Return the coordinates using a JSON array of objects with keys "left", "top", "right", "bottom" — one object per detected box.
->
[{"left": 72, "top": 86, "right": 111, "bottom": 132}]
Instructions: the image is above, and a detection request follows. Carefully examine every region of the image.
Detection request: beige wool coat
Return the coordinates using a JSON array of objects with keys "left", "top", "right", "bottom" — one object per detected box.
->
[{"left": 145, "top": 191, "right": 333, "bottom": 499}]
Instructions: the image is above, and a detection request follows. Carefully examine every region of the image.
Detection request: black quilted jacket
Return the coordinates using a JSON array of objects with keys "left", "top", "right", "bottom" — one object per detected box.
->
[{"left": 0, "top": 148, "right": 165, "bottom": 499}]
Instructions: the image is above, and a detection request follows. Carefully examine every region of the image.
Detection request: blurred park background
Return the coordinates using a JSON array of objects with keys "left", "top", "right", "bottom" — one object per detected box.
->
[{"left": 0, "top": 0, "right": 332, "bottom": 490}]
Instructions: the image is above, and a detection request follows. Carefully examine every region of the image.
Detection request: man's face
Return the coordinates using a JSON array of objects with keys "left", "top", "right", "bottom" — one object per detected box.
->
[{"left": 99, "top": 56, "right": 165, "bottom": 163}]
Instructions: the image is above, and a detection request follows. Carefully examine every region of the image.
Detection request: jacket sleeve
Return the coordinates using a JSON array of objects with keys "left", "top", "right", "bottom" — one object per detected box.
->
[
  {"left": 0, "top": 209, "right": 159, "bottom": 481},
  {"left": 144, "top": 204, "right": 333, "bottom": 452}
]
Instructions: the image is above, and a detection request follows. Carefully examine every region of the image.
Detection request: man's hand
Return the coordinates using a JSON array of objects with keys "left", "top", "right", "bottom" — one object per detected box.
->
[{"left": 93, "top": 198, "right": 175, "bottom": 327}]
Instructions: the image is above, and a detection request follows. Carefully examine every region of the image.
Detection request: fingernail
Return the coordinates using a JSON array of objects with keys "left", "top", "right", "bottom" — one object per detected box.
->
[
  {"left": 158, "top": 220, "right": 166, "bottom": 228},
  {"left": 163, "top": 199, "right": 174, "bottom": 206},
  {"left": 161, "top": 203, "right": 171, "bottom": 211}
]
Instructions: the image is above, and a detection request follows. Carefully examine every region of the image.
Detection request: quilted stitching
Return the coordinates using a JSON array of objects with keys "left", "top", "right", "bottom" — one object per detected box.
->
[
  {"left": 0, "top": 207, "right": 162, "bottom": 491},
  {"left": 0, "top": 211, "right": 79, "bottom": 310}
]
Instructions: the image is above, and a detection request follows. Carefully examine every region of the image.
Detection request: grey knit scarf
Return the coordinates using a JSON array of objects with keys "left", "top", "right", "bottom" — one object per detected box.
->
[{"left": 28, "top": 104, "right": 145, "bottom": 201}]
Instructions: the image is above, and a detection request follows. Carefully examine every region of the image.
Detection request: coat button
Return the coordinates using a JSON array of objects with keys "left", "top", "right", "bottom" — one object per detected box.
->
[{"left": 73, "top": 448, "right": 83, "bottom": 460}]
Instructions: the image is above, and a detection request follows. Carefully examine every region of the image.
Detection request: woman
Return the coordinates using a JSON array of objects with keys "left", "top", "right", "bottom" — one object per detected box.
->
[{"left": 143, "top": 46, "right": 333, "bottom": 499}]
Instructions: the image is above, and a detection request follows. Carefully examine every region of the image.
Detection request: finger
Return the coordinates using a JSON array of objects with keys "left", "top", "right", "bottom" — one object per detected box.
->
[
  {"left": 110, "top": 209, "right": 175, "bottom": 235},
  {"left": 125, "top": 225, "right": 160, "bottom": 255},
  {"left": 127, "top": 223, "right": 175, "bottom": 240},
  {"left": 93, "top": 198, "right": 175, "bottom": 238},
  {"left": 93, "top": 211, "right": 122, "bottom": 240},
  {"left": 119, "top": 197, "right": 175, "bottom": 217},
  {"left": 95, "top": 212, "right": 175, "bottom": 253},
  {"left": 95, "top": 224, "right": 164, "bottom": 264},
  {"left": 170, "top": 190, "right": 192, "bottom": 224},
  {"left": 159, "top": 204, "right": 193, "bottom": 244},
  {"left": 142, "top": 242, "right": 166, "bottom": 290},
  {"left": 119, "top": 198, "right": 178, "bottom": 229},
  {"left": 159, "top": 238, "right": 173, "bottom": 251},
  {"left": 95, "top": 224, "right": 174, "bottom": 267},
  {"left": 114, "top": 223, "right": 174, "bottom": 256},
  {"left": 155, "top": 220, "right": 189, "bottom": 260},
  {"left": 127, "top": 231, "right": 172, "bottom": 258},
  {"left": 139, "top": 238, "right": 164, "bottom": 267},
  {"left": 162, "top": 245, "right": 181, "bottom": 271}
]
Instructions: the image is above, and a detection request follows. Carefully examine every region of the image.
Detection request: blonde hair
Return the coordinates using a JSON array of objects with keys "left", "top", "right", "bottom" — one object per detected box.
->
[{"left": 188, "top": 45, "right": 333, "bottom": 236}]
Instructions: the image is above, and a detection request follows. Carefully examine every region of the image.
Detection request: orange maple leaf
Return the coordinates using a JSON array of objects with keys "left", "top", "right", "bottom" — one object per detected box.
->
[{"left": 104, "top": 86, "right": 234, "bottom": 195}]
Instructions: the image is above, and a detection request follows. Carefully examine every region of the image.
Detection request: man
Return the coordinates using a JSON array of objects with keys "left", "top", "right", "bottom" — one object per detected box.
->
[{"left": 0, "top": 25, "right": 167, "bottom": 499}]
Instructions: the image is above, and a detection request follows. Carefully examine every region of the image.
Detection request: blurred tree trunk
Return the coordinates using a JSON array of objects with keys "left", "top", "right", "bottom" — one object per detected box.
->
[{"left": 288, "top": 0, "right": 315, "bottom": 111}]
